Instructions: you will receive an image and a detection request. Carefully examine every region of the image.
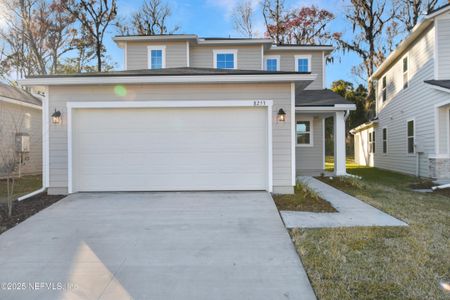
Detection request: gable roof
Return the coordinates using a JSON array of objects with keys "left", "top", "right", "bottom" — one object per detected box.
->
[
  {"left": 296, "top": 89, "right": 354, "bottom": 107},
  {"left": 370, "top": 3, "right": 450, "bottom": 81},
  {"left": 425, "top": 79, "right": 450, "bottom": 91},
  {"left": 0, "top": 83, "right": 41, "bottom": 107}
]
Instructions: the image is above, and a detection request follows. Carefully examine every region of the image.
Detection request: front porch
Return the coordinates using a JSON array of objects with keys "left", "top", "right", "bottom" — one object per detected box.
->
[{"left": 294, "top": 89, "right": 356, "bottom": 178}]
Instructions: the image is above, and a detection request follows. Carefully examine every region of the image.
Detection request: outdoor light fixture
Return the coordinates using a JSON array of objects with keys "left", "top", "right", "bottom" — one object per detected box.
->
[
  {"left": 277, "top": 108, "right": 287, "bottom": 122},
  {"left": 51, "top": 109, "right": 62, "bottom": 125}
]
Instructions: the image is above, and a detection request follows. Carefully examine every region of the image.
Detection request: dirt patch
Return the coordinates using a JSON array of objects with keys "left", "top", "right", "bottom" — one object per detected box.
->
[
  {"left": 0, "top": 193, "right": 65, "bottom": 234},
  {"left": 434, "top": 188, "right": 450, "bottom": 197},
  {"left": 409, "top": 179, "right": 435, "bottom": 190}
]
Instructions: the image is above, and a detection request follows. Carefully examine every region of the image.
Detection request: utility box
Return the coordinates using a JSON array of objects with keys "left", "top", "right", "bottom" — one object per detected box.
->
[{"left": 15, "top": 133, "right": 30, "bottom": 153}]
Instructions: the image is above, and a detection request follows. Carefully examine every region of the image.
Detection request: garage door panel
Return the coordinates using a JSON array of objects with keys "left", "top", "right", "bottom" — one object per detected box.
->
[{"left": 72, "top": 107, "right": 268, "bottom": 192}]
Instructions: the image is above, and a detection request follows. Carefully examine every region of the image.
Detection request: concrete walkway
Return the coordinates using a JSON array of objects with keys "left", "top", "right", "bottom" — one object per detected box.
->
[
  {"left": 281, "top": 177, "right": 408, "bottom": 228},
  {"left": 0, "top": 192, "right": 316, "bottom": 300}
]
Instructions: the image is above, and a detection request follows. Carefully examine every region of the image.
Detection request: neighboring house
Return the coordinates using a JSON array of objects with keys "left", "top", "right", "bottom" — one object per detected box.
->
[
  {"left": 0, "top": 83, "right": 42, "bottom": 177},
  {"left": 20, "top": 35, "right": 355, "bottom": 195},
  {"left": 351, "top": 4, "right": 450, "bottom": 179}
]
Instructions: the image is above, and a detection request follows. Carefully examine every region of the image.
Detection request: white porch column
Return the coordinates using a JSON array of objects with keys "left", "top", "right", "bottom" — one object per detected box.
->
[{"left": 334, "top": 111, "right": 347, "bottom": 176}]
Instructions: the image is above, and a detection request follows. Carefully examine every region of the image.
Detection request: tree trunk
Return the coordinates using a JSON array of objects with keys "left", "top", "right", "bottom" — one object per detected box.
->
[{"left": 96, "top": 43, "right": 102, "bottom": 72}]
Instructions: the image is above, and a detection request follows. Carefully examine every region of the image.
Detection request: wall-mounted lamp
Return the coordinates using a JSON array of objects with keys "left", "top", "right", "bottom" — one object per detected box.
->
[
  {"left": 277, "top": 108, "right": 287, "bottom": 122},
  {"left": 51, "top": 109, "right": 62, "bottom": 125}
]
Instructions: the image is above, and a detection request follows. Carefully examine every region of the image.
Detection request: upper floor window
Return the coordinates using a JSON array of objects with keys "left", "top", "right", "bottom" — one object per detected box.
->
[
  {"left": 296, "top": 118, "right": 313, "bottom": 146},
  {"left": 381, "top": 76, "right": 387, "bottom": 102},
  {"left": 382, "top": 128, "right": 387, "bottom": 154},
  {"left": 213, "top": 50, "right": 237, "bottom": 69},
  {"left": 295, "top": 55, "right": 311, "bottom": 73},
  {"left": 264, "top": 55, "right": 280, "bottom": 71},
  {"left": 148, "top": 46, "right": 166, "bottom": 69},
  {"left": 407, "top": 119, "right": 415, "bottom": 154},
  {"left": 403, "top": 56, "right": 409, "bottom": 89}
]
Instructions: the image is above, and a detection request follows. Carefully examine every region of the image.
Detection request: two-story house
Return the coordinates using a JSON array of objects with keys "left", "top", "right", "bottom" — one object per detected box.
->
[
  {"left": 19, "top": 34, "right": 354, "bottom": 195},
  {"left": 351, "top": 4, "right": 450, "bottom": 180}
]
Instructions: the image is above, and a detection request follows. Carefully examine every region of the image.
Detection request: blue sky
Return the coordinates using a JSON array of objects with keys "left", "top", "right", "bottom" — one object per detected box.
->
[{"left": 105, "top": 0, "right": 364, "bottom": 87}]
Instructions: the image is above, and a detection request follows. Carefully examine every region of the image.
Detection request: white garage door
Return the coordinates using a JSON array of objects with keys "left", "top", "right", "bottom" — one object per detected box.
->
[{"left": 71, "top": 106, "right": 269, "bottom": 192}]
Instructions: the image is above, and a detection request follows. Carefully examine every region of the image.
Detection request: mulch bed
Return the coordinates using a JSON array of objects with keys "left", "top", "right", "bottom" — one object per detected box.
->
[{"left": 0, "top": 193, "right": 65, "bottom": 234}]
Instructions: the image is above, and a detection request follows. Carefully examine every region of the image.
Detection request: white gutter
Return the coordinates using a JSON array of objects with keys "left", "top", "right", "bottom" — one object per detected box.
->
[
  {"left": 269, "top": 46, "right": 334, "bottom": 52},
  {"left": 17, "top": 187, "right": 46, "bottom": 201},
  {"left": 19, "top": 73, "right": 317, "bottom": 86},
  {"left": 0, "top": 95, "right": 42, "bottom": 110},
  {"left": 295, "top": 104, "right": 356, "bottom": 112}
]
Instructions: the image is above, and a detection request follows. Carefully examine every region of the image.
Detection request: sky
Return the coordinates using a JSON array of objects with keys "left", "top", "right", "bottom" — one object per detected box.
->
[{"left": 105, "top": 0, "right": 364, "bottom": 88}]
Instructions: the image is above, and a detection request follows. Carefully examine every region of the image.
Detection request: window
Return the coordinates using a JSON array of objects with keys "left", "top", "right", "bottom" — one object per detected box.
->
[
  {"left": 369, "top": 131, "right": 375, "bottom": 154},
  {"left": 295, "top": 55, "right": 311, "bottom": 73},
  {"left": 265, "top": 56, "right": 279, "bottom": 71},
  {"left": 381, "top": 76, "right": 387, "bottom": 102},
  {"left": 382, "top": 128, "right": 387, "bottom": 154},
  {"left": 148, "top": 46, "right": 166, "bottom": 69},
  {"left": 407, "top": 120, "right": 415, "bottom": 153},
  {"left": 296, "top": 119, "right": 313, "bottom": 146},
  {"left": 214, "top": 50, "right": 237, "bottom": 69},
  {"left": 403, "top": 56, "right": 409, "bottom": 89}
]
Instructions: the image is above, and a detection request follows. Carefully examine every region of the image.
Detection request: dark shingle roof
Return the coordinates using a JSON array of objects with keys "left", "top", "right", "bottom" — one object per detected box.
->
[
  {"left": 27, "top": 67, "right": 310, "bottom": 79},
  {"left": 424, "top": 80, "right": 450, "bottom": 90},
  {"left": 0, "top": 83, "right": 41, "bottom": 106},
  {"left": 296, "top": 89, "right": 353, "bottom": 107}
]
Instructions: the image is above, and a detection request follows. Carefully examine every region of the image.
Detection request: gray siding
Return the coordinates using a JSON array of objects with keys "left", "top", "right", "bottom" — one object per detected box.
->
[
  {"left": 126, "top": 41, "right": 188, "bottom": 70},
  {"left": 190, "top": 45, "right": 262, "bottom": 70},
  {"left": 437, "top": 17, "right": 450, "bottom": 79},
  {"left": 48, "top": 83, "right": 293, "bottom": 194},
  {"left": 373, "top": 24, "right": 450, "bottom": 177},
  {"left": 0, "top": 102, "right": 42, "bottom": 176},
  {"left": 295, "top": 114, "right": 324, "bottom": 171},
  {"left": 265, "top": 50, "right": 324, "bottom": 90}
]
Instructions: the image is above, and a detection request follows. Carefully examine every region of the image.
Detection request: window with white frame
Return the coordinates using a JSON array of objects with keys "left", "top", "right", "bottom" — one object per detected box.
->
[
  {"left": 407, "top": 120, "right": 415, "bottom": 153},
  {"left": 403, "top": 56, "right": 409, "bottom": 89},
  {"left": 369, "top": 131, "right": 375, "bottom": 154},
  {"left": 295, "top": 55, "right": 311, "bottom": 73},
  {"left": 296, "top": 119, "right": 313, "bottom": 146},
  {"left": 148, "top": 46, "right": 166, "bottom": 69},
  {"left": 381, "top": 76, "right": 387, "bottom": 102},
  {"left": 382, "top": 128, "right": 387, "bottom": 154},
  {"left": 265, "top": 56, "right": 279, "bottom": 71},
  {"left": 214, "top": 50, "right": 237, "bottom": 69}
]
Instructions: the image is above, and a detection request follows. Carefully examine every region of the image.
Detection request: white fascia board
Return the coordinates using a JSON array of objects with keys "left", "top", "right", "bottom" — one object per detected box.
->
[
  {"left": 67, "top": 100, "right": 274, "bottom": 109},
  {"left": 296, "top": 104, "right": 356, "bottom": 112},
  {"left": 0, "top": 95, "right": 42, "bottom": 110},
  {"left": 113, "top": 35, "right": 198, "bottom": 43},
  {"left": 425, "top": 5, "right": 450, "bottom": 20},
  {"left": 198, "top": 39, "right": 273, "bottom": 45},
  {"left": 426, "top": 84, "right": 450, "bottom": 93},
  {"left": 269, "top": 46, "right": 334, "bottom": 52},
  {"left": 19, "top": 73, "right": 318, "bottom": 86}
]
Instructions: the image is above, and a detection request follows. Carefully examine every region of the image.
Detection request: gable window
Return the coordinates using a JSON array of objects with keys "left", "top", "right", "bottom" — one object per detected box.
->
[
  {"left": 381, "top": 76, "right": 387, "bottom": 102},
  {"left": 407, "top": 119, "right": 415, "bottom": 153},
  {"left": 296, "top": 118, "right": 313, "bottom": 146},
  {"left": 369, "top": 131, "right": 375, "bottom": 154},
  {"left": 148, "top": 46, "right": 166, "bottom": 69},
  {"left": 213, "top": 50, "right": 237, "bottom": 69},
  {"left": 265, "top": 56, "right": 280, "bottom": 71},
  {"left": 403, "top": 56, "right": 409, "bottom": 89},
  {"left": 295, "top": 55, "right": 311, "bottom": 73},
  {"left": 382, "top": 128, "right": 387, "bottom": 154}
]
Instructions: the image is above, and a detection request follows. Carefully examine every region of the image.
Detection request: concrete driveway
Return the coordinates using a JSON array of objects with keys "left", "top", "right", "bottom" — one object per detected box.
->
[{"left": 0, "top": 192, "right": 315, "bottom": 300}]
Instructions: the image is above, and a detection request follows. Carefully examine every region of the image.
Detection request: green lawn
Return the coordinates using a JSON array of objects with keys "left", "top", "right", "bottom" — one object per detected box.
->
[
  {"left": 0, "top": 175, "right": 42, "bottom": 204},
  {"left": 290, "top": 163, "right": 450, "bottom": 299}
]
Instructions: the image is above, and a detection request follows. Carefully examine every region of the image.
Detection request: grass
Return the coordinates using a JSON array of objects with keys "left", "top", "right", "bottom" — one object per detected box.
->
[
  {"left": 273, "top": 182, "right": 336, "bottom": 212},
  {"left": 290, "top": 164, "right": 450, "bottom": 299},
  {"left": 0, "top": 175, "right": 42, "bottom": 204}
]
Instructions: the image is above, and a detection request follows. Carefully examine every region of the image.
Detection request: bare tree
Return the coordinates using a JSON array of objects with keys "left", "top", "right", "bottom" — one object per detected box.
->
[
  {"left": 233, "top": 0, "right": 256, "bottom": 38},
  {"left": 62, "top": 0, "right": 117, "bottom": 72},
  {"left": 262, "top": 0, "right": 286, "bottom": 44},
  {"left": 117, "top": 0, "right": 179, "bottom": 36},
  {"left": 395, "top": 0, "right": 441, "bottom": 31},
  {"left": 333, "top": 0, "right": 396, "bottom": 117}
]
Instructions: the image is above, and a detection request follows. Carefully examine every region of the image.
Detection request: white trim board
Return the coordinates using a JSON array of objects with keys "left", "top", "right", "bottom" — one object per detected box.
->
[
  {"left": 147, "top": 45, "right": 166, "bottom": 69},
  {"left": 212, "top": 49, "right": 238, "bottom": 69},
  {"left": 19, "top": 73, "right": 317, "bottom": 86},
  {"left": 0, "top": 95, "right": 42, "bottom": 110},
  {"left": 66, "top": 100, "right": 274, "bottom": 194}
]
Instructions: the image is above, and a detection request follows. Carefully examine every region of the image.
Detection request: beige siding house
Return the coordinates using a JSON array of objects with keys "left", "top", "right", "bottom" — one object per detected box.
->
[
  {"left": 20, "top": 34, "right": 354, "bottom": 195},
  {"left": 351, "top": 4, "right": 450, "bottom": 180},
  {"left": 0, "top": 83, "right": 42, "bottom": 177}
]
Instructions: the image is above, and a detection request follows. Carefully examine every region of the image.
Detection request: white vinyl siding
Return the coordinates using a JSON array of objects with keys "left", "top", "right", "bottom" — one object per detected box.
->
[
  {"left": 126, "top": 41, "right": 188, "bottom": 70},
  {"left": 436, "top": 17, "right": 450, "bottom": 79},
  {"left": 295, "top": 115, "right": 324, "bottom": 171},
  {"left": 48, "top": 83, "right": 293, "bottom": 194}
]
